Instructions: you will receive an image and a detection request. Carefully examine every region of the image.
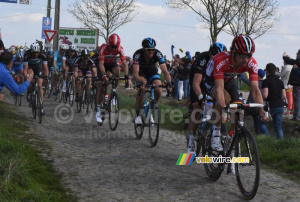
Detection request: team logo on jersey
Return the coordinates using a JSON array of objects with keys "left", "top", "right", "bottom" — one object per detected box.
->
[
  {"left": 248, "top": 59, "right": 258, "bottom": 73},
  {"left": 216, "top": 58, "right": 229, "bottom": 71},
  {"left": 199, "top": 59, "right": 206, "bottom": 67}
]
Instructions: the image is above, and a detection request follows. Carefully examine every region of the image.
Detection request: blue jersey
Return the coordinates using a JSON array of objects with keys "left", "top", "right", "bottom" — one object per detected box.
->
[
  {"left": 11, "top": 54, "right": 23, "bottom": 74},
  {"left": 54, "top": 50, "right": 66, "bottom": 68},
  {"left": 0, "top": 62, "right": 29, "bottom": 95}
]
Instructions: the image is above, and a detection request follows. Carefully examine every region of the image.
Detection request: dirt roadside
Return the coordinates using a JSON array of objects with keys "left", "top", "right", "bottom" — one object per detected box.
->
[{"left": 3, "top": 88, "right": 300, "bottom": 202}]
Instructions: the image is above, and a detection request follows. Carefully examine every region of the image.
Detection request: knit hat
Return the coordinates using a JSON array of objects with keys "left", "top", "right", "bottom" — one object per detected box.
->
[{"left": 258, "top": 69, "right": 265, "bottom": 78}]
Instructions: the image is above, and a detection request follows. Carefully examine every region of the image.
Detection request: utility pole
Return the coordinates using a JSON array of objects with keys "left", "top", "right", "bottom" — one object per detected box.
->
[
  {"left": 53, "top": 0, "right": 60, "bottom": 52},
  {"left": 45, "top": 0, "right": 51, "bottom": 51}
]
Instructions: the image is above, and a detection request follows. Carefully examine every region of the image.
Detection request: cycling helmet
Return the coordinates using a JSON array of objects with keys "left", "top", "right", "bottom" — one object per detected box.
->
[
  {"left": 48, "top": 50, "right": 54, "bottom": 57},
  {"left": 60, "top": 44, "right": 67, "bottom": 50},
  {"left": 108, "top": 33, "right": 121, "bottom": 47},
  {"left": 69, "top": 44, "right": 76, "bottom": 51},
  {"left": 231, "top": 34, "right": 255, "bottom": 55},
  {"left": 209, "top": 42, "right": 227, "bottom": 56},
  {"left": 142, "top": 38, "right": 156, "bottom": 48},
  {"left": 81, "top": 49, "right": 89, "bottom": 58},
  {"left": 30, "top": 42, "right": 40, "bottom": 52}
]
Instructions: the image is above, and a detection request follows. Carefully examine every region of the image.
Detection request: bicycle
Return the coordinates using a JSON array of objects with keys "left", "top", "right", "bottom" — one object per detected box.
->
[
  {"left": 198, "top": 102, "right": 264, "bottom": 200},
  {"left": 13, "top": 74, "right": 24, "bottom": 106},
  {"left": 100, "top": 76, "right": 126, "bottom": 130},
  {"left": 53, "top": 70, "right": 64, "bottom": 102},
  {"left": 75, "top": 75, "right": 92, "bottom": 115},
  {"left": 30, "top": 75, "right": 47, "bottom": 124},
  {"left": 63, "top": 71, "right": 75, "bottom": 106},
  {"left": 134, "top": 84, "right": 167, "bottom": 147}
]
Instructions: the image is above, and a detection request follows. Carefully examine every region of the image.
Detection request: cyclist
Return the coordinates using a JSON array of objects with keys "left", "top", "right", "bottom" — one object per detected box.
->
[
  {"left": 95, "top": 33, "right": 129, "bottom": 125},
  {"left": 53, "top": 44, "right": 67, "bottom": 94},
  {"left": 133, "top": 38, "right": 172, "bottom": 125},
  {"left": 65, "top": 45, "right": 78, "bottom": 95},
  {"left": 187, "top": 42, "right": 227, "bottom": 153},
  {"left": 74, "top": 49, "right": 97, "bottom": 102},
  {"left": 47, "top": 50, "right": 54, "bottom": 76},
  {"left": 23, "top": 42, "right": 48, "bottom": 115},
  {"left": 203, "top": 34, "right": 267, "bottom": 151},
  {"left": 11, "top": 50, "right": 24, "bottom": 84}
]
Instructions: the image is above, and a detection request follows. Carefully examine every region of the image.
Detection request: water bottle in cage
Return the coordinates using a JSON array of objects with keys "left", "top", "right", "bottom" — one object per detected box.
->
[{"left": 104, "top": 94, "right": 110, "bottom": 105}]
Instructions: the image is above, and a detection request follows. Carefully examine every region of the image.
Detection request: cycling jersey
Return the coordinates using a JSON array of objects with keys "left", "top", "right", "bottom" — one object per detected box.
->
[
  {"left": 99, "top": 43, "right": 126, "bottom": 63},
  {"left": 0, "top": 62, "right": 29, "bottom": 95},
  {"left": 188, "top": 51, "right": 210, "bottom": 103},
  {"left": 23, "top": 50, "right": 48, "bottom": 76},
  {"left": 205, "top": 51, "right": 258, "bottom": 82},
  {"left": 65, "top": 51, "right": 78, "bottom": 72},
  {"left": 11, "top": 54, "right": 23, "bottom": 74},
  {"left": 132, "top": 48, "right": 165, "bottom": 81},
  {"left": 54, "top": 50, "right": 66, "bottom": 69},
  {"left": 74, "top": 57, "right": 96, "bottom": 75}
]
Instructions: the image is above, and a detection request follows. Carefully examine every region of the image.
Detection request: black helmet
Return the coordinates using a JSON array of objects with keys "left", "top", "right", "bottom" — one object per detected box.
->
[
  {"left": 81, "top": 49, "right": 89, "bottom": 58},
  {"left": 142, "top": 38, "right": 156, "bottom": 48},
  {"left": 209, "top": 42, "right": 227, "bottom": 56}
]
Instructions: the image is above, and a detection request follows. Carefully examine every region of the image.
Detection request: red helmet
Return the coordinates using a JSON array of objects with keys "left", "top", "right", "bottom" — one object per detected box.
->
[
  {"left": 231, "top": 34, "right": 255, "bottom": 55},
  {"left": 108, "top": 33, "right": 121, "bottom": 47}
]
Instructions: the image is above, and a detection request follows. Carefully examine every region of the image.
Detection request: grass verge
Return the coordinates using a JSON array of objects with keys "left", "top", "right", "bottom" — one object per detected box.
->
[{"left": 0, "top": 102, "right": 76, "bottom": 201}]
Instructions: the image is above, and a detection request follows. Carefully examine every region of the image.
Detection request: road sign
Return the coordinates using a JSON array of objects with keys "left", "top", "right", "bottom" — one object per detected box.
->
[
  {"left": 44, "top": 30, "right": 57, "bottom": 43},
  {"left": 41, "top": 17, "right": 52, "bottom": 39}
]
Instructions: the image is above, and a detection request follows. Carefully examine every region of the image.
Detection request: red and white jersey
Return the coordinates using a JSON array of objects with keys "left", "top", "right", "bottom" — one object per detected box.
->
[
  {"left": 98, "top": 43, "right": 126, "bottom": 63},
  {"left": 206, "top": 51, "right": 258, "bottom": 82}
]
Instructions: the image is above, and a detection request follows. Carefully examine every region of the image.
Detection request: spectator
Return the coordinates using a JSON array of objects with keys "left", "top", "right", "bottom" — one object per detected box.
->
[
  {"left": 247, "top": 69, "right": 270, "bottom": 136},
  {"left": 262, "top": 63, "right": 286, "bottom": 139},
  {"left": 172, "top": 54, "right": 180, "bottom": 99},
  {"left": 276, "top": 61, "right": 293, "bottom": 115},
  {"left": 174, "top": 56, "right": 190, "bottom": 101},
  {"left": 0, "top": 39, "right": 4, "bottom": 56},
  {"left": 237, "top": 72, "right": 250, "bottom": 90},
  {"left": 283, "top": 50, "right": 300, "bottom": 121},
  {"left": 0, "top": 51, "right": 33, "bottom": 99}
]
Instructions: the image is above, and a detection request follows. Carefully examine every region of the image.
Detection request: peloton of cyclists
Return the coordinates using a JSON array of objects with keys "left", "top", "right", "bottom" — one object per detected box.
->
[
  {"left": 133, "top": 38, "right": 173, "bottom": 125},
  {"left": 96, "top": 33, "right": 129, "bottom": 125}
]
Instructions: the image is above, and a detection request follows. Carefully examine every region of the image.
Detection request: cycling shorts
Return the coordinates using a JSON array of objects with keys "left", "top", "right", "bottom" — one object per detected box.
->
[{"left": 202, "top": 76, "right": 241, "bottom": 103}]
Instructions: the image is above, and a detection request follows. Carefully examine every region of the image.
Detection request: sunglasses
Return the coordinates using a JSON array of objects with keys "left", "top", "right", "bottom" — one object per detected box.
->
[
  {"left": 110, "top": 45, "right": 118, "bottom": 49},
  {"left": 145, "top": 48, "right": 155, "bottom": 52},
  {"left": 237, "top": 53, "right": 252, "bottom": 59}
]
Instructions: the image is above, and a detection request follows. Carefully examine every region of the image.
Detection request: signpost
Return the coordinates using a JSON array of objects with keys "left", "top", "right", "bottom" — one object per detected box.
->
[
  {"left": 44, "top": 30, "right": 57, "bottom": 43},
  {"left": 41, "top": 17, "right": 52, "bottom": 39}
]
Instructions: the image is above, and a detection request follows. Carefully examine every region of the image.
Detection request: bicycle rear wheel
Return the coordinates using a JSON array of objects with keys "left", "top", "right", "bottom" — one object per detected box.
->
[
  {"left": 235, "top": 126, "right": 260, "bottom": 200},
  {"left": 203, "top": 128, "right": 224, "bottom": 181},
  {"left": 14, "top": 95, "right": 18, "bottom": 105},
  {"left": 109, "top": 93, "right": 120, "bottom": 131},
  {"left": 85, "top": 90, "right": 91, "bottom": 115},
  {"left": 36, "top": 90, "right": 42, "bottom": 124},
  {"left": 76, "top": 93, "right": 82, "bottom": 113},
  {"left": 134, "top": 106, "right": 144, "bottom": 139},
  {"left": 148, "top": 100, "right": 160, "bottom": 147}
]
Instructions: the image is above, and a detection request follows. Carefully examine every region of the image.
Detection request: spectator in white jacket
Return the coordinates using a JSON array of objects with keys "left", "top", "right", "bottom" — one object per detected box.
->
[{"left": 276, "top": 61, "right": 293, "bottom": 114}]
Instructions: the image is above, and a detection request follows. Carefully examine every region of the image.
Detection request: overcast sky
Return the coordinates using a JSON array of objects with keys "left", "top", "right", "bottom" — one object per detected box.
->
[{"left": 0, "top": 0, "right": 300, "bottom": 69}]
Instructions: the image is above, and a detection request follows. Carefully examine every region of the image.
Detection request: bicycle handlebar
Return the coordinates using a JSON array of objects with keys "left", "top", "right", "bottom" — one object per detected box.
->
[{"left": 228, "top": 103, "right": 264, "bottom": 109}]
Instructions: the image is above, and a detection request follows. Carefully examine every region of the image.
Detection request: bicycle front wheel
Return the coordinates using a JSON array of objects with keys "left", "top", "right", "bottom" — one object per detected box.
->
[
  {"left": 18, "top": 95, "right": 22, "bottom": 107},
  {"left": 69, "top": 82, "right": 74, "bottom": 107},
  {"left": 31, "top": 92, "right": 36, "bottom": 119},
  {"left": 235, "top": 126, "right": 260, "bottom": 200},
  {"left": 36, "top": 90, "right": 42, "bottom": 124},
  {"left": 109, "top": 93, "right": 120, "bottom": 131},
  {"left": 148, "top": 100, "right": 160, "bottom": 147}
]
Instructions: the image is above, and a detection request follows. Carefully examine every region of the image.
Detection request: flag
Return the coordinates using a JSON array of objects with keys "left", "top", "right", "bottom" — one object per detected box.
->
[
  {"left": 179, "top": 48, "right": 184, "bottom": 53},
  {"left": 171, "top": 45, "right": 174, "bottom": 57}
]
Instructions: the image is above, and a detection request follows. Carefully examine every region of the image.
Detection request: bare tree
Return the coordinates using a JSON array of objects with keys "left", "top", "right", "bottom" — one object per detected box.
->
[
  {"left": 225, "top": 0, "right": 279, "bottom": 39},
  {"left": 166, "top": 0, "right": 241, "bottom": 42},
  {"left": 68, "top": 0, "right": 137, "bottom": 42}
]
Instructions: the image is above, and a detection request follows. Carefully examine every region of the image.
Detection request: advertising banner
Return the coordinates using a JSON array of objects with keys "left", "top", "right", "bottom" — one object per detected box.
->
[{"left": 59, "top": 27, "right": 98, "bottom": 51}]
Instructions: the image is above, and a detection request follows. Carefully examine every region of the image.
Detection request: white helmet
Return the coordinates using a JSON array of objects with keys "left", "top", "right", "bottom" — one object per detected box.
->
[
  {"left": 69, "top": 44, "right": 76, "bottom": 51},
  {"left": 60, "top": 44, "right": 67, "bottom": 50},
  {"left": 30, "top": 43, "right": 40, "bottom": 52}
]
